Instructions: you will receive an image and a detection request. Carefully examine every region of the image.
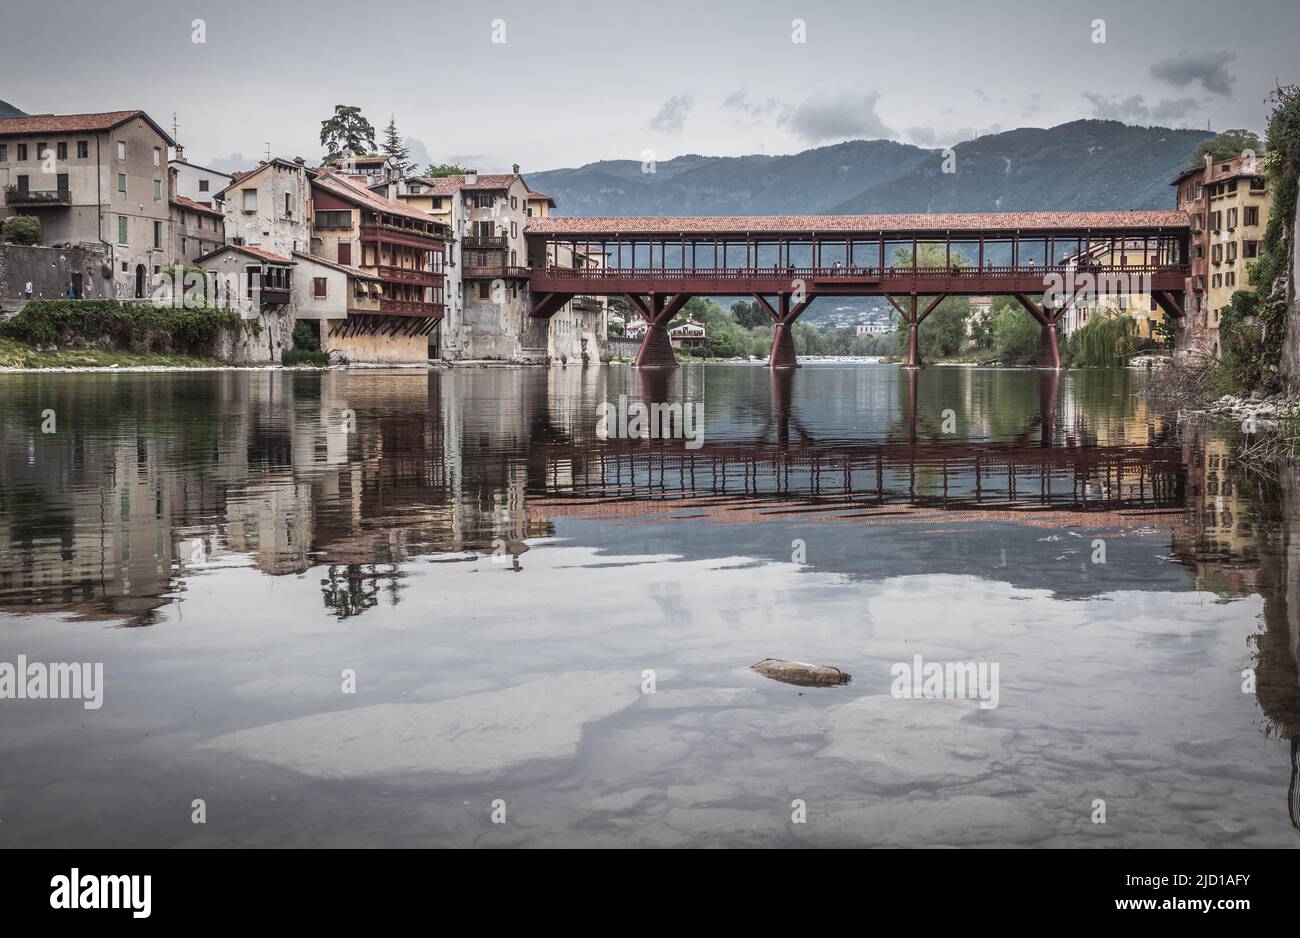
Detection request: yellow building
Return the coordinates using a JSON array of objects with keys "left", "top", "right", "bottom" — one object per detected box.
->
[
  {"left": 1058, "top": 240, "right": 1167, "bottom": 342},
  {"left": 1172, "top": 151, "right": 1273, "bottom": 356}
]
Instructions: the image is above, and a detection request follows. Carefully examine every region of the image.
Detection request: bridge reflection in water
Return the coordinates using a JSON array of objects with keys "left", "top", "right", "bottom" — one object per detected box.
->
[{"left": 533, "top": 369, "right": 1186, "bottom": 514}]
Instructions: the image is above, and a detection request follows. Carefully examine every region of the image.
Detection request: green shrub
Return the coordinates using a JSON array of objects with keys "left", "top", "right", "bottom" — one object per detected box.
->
[
  {"left": 283, "top": 348, "right": 329, "bottom": 366},
  {"left": 291, "top": 320, "right": 321, "bottom": 351},
  {"left": 0, "top": 300, "right": 240, "bottom": 355},
  {"left": 2, "top": 215, "right": 41, "bottom": 245}
]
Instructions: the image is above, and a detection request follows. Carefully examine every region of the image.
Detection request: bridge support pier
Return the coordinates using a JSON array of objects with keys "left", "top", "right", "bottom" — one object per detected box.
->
[
  {"left": 629, "top": 293, "right": 690, "bottom": 368},
  {"left": 1015, "top": 293, "right": 1067, "bottom": 370},
  {"left": 886, "top": 294, "right": 946, "bottom": 368},
  {"left": 754, "top": 293, "right": 815, "bottom": 369}
]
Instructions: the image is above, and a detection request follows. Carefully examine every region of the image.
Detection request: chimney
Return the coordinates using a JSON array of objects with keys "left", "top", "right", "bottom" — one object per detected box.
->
[
  {"left": 465, "top": 170, "right": 478, "bottom": 185},
  {"left": 294, "top": 157, "right": 305, "bottom": 166},
  {"left": 512, "top": 163, "right": 520, "bottom": 175},
  {"left": 174, "top": 144, "right": 185, "bottom": 163}
]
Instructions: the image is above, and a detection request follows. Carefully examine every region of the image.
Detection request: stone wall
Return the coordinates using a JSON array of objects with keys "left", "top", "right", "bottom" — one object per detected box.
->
[
  {"left": 0, "top": 243, "right": 113, "bottom": 313},
  {"left": 211, "top": 306, "right": 295, "bottom": 365}
]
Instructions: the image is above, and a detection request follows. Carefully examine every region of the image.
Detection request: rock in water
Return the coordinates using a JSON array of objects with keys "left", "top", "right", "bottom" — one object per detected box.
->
[{"left": 751, "top": 658, "right": 851, "bottom": 687}]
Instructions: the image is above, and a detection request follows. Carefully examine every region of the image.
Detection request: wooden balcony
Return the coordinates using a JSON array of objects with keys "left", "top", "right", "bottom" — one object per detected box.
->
[
  {"left": 376, "top": 265, "right": 439, "bottom": 286},
  {"left": 379, "top": 298, "right": 445, "bottom": 317},
  {"left": 464, "top": 265, "right": 532, "bottom": 280},
  {"left": 359, "top": 223, "right": 443, "bottom": 249},
  {"left": 464, "top": 235, "right": 507, "bottom": 250}
]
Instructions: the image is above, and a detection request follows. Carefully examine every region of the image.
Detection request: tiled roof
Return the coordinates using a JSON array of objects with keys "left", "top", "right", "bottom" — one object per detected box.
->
[
  {"left": 196, "top": 244, "right": 294, "bottom": 265},
  {"left": 170, "top": 195, "right": 223, "bottom": 217},
  {"left": 526, "top": 191, "right": 556, "bottom": 205},
  {"left": 1170, "top": 152, "right": 1266, "bottom": 185},
  {"left": 291, "top": 250, "right": 380, "bottom": 280},
  {"left": 406, "top": 173, "right": 524, "bottom": 194},
  {"left": 524, "top": 211, "right": 1191, "bottom": 236},
  {"left": 314, "top": 169, "right": 445, "bottom": 226},
  {"left": 0, "top": 109, "right": 173, "bottom": 144}
]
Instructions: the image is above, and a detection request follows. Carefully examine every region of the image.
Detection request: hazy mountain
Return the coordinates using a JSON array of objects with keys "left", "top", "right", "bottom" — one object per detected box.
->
[
  {"left": 526, "top": 139, "right": 931, "bottom": 216},
  {"left": 831, "top": 121, "right": 1213, "bottom": 213},
  {"left": 528, "top": 121, "right": 1212, "bottom": 218},
  {"left": 0, "top": 99, "right": 25, "bottom": 119}
]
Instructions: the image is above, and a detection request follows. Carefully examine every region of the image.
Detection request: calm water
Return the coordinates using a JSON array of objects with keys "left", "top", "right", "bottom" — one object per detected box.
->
[{"left": 0, "top": 363, "right": 1297, "bottom": 847}]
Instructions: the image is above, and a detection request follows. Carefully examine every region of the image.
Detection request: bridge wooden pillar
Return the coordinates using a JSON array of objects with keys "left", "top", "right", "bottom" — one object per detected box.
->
[
  {"left": 886, "top": 293, "right": 946, "bottom": 368},
  {"left": 754, "top": 293, "right": 815, "bottom": 369},
  {"left": 1014, "top": 293, "right": 1066, "bottom": 370},
  {"left": 629, "top": 292, "right": 690, "bottom": 368}
]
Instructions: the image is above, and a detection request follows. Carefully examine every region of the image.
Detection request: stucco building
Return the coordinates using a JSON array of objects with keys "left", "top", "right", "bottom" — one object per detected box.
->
[
  {"left": 1172, "top": 151, "right": 1273, "bottom": 357},
  {"left": 0, "top": 109, "right": 175, "bottom": 298}
]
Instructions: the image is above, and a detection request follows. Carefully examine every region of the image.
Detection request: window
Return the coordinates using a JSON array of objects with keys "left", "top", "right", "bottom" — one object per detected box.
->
[
  {"left": 242, "top": 188, "right": 257, "bottom": 212},
  {"left": 1226, "top": 242, "right": 1237, "bottom": 262},
  {"left": 478, "top": 282, "right": 490, "bottom": 299},
  {"left": 15, "top": 174, "right": 29, "bottom": 193},
  {"left": 17, "top": 143, "right": 27, "bottom": 161},
  {"left": 1244, "top": 240, "right": 1260, "bottom": 258},
  {"left": 0, "top": 144, "right": 6, "bottom": 161},
  {"left": 153, "top": 221, "right": 163, "bottom": 249},
  {"left": 314, "top": 277, "right": 328, "bottom": 298},
  {"left": 1226, "top": 208, "right": 1237, "bottom": 228},
  {"left": 1244, "top": 206, "right": 1259, "bottom": 225},
  {"left": 315, "top": 210, "right": 350, "bottom": 229},
  {"left": 1212, "top": 244, "right": 1222, "bottom": 263},
  {"left": 1250, "top": 178, "right": 1266, "bottom": 191},
  {"left": 510, "top": 196, "right": 517, "bottom": 210},
  {"left": 337, "top": 242, "right": 351, "bottom": 265},
  {"left": 1211, "top": 274, "right": 1221, "bottom": 288},
  {"left": 198, "top": 179, "right": 209, "bottom": 192},
  {"left": 118, "top": 215, "right": 128, "bottom": 244},
  {"left": 510, "top": 221, "right": 517, "bottom": 238},
  {"left": 1226, "top": 272, "right": 1236, "bottom": 286},
  {"left": 1227, "top": 180, "right": 1238, "bottom": 193},
  {"left": 77, "top": 141, "right": 88, "bottom": 159},
  {"left": 56, "top": 172, "right": 68, "bottom": 194},
  {"left": 153, "top": 179, "right": 162, "bottom": 201},
  {"left": 118, "top": 173, "right": 127, "bottom": 194},
  {"left": 153, "top": 148, "right": 161, "bottom": 167},
  {"left": 36, "top": 142, "right": 47, "bottom": 161},
  {"left": 117, "top": 141, "right": 125, "bottom": 160},
  {"left": 56, "top": 142, "right": 67, "bottom": 160}
]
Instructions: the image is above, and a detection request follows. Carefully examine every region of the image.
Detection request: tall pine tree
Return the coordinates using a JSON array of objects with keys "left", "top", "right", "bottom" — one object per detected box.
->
[{"left": 382, "top": 115, "right": 413, "bottom": 175}]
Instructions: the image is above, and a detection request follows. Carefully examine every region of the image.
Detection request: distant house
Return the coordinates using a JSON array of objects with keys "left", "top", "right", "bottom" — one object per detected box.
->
[
  {"left": 669, "top": 318, "right": 707, "bottom": 349},
  {"left": 855, "top": 322, "right": 891, "bottom": 336},
  {"left": 624, "top": 316, "right": 648, "bottom": 338}
]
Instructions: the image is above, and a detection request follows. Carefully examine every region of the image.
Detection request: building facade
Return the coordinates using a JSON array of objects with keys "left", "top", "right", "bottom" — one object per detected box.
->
[
  {"left": 1172, "top": 151, "right": 1273, "bottom": 357},
  {"left": 0, "top": 109, "right": 175, "bottom": 298}
]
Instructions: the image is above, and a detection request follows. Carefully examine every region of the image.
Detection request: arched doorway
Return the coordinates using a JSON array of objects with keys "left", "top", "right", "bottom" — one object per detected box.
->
[{"left": 134, "top": 264, "right": 146, "bottom": 299}]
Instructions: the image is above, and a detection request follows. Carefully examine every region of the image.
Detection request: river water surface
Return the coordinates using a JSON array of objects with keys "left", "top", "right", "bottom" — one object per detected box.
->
[{"left": 0, "top": 362, "right": 1297, "bottom": 847}]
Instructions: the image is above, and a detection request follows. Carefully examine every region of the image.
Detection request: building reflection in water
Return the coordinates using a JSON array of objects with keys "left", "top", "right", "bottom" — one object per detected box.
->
[{"left": 0, "top": 365, "right": 1297, "bottom": 828}]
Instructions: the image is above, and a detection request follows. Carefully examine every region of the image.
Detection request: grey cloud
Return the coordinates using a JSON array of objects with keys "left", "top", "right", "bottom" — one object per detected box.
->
[
  {"left": 723, "top": 89, "right": 790, "bottom": 125},
  {"left": 1083, "top": 93, "right": 1198, "bottom": 125},
  {"left": 1150, "top": 51, "right": 1236, "bottom": 97},
  {"left": 780, "top": 92, "right": 894, "bottom": 143},
  {"left": 649, "top": 93, "right": 695, "bottom": 133},
  {"left": 905, "top": 124, "right": 1003, "bottom": 147}
]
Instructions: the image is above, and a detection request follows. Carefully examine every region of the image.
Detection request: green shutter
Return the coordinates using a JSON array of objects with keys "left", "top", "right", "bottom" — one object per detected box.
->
[{"left": 118, "top": 215, "right": 128, "bottom": 244}]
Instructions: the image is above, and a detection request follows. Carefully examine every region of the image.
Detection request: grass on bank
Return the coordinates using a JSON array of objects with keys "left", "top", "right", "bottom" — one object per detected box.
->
[{"left": 0, "top": 337, "right": 220, "bottom": 369}]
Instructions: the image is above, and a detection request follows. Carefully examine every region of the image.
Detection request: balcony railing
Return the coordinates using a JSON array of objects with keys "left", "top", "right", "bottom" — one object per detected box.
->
[
  {"left": 5, "top": 188, "right": 71, "bottom": 205},
  {"left": 536, "top": 263, "right": 1189, "bottom": 280},
  {"left": 380, "top": 298, "right": 445, "bottom": 317},
  {"left": 376, "top": 265, "right": 439, "bottom": 286},
  {"left": 464, "top": 265, "right": 532, "bottom": 280},
  {"left": 359, "top": 223, "right": 443, "bottom": 247},
  {"left": 463, "top": 236, "right": 507, "bottom": 250}
]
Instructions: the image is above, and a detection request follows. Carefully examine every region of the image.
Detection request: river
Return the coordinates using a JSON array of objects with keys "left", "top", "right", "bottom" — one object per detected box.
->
[{"left": 0, "top": 362, "right": 1297, "bottom": 847}]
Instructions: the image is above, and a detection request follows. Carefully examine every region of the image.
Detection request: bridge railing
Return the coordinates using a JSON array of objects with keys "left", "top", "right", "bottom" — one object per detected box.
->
[{"left": 537, "top": 263, "right": 1187, "bottom": 280}]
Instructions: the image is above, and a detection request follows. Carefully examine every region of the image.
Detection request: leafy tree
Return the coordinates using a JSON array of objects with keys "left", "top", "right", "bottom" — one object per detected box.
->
[
  {"left": 1, "top": 214, "right": 41, "bottom": 245},
  {"left": 1068, "top": 314, "right": 1137, "bottom": 368},
  {"left": 730, "top": 299, "right": 769, "bottom": 328},
  {"left": 990, "top": 298, "right": 1041, "bottom": 365},
  {"left": 381, "top": 115, "right": 414, "bottom": 174},
  {"left": 423, "top": 163, "right": 471, "bottom": 178},
  {"left": 1190, "top": 128, "right": 1263, "bottom": 168},
  {"left": 320, "top": 105, "right": 377, "bottom": 162}
]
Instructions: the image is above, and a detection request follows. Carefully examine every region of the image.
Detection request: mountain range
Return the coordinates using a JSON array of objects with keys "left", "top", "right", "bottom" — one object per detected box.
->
[
  {"left": 0, "top": 99, "right": 25, "bottom": 119},
  {"left": 526, "top": 120, "right": 1211, "bottom": 218}
]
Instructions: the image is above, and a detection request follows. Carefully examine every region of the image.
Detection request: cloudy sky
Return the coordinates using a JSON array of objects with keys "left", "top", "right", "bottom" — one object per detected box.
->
[{"left": 1, "top": 0, "right": 1295, "bottom": 174}]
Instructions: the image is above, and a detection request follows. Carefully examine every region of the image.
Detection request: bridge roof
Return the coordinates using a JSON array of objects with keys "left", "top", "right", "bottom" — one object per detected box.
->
[{"left": 526, "top": 210, "right": 1190, "bottom": 238}]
